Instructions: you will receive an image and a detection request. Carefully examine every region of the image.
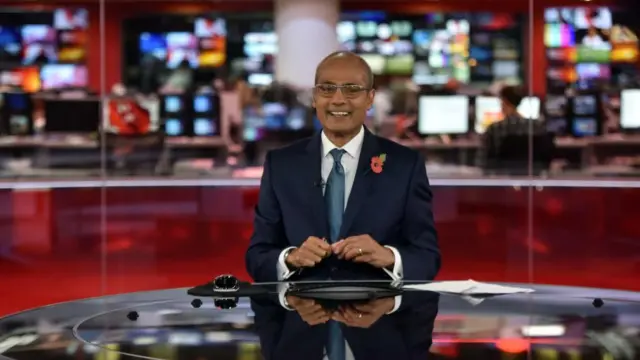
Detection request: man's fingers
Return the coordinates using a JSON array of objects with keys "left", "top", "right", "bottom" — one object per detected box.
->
[
  {"left": 304, "top": 310, "right": 331, "bottom": 325},
  {"left": 340, "top": 242, "right": 367, "bottom": 260},
  {"left": 304, "top": 243, "right": 331, "bottom": 258},
  {"left": 331, "top": 239, "right": 348, "bottom": 254},
  {"left": 352, "top": 303, "right": 376, "bottom": 314},
  {"left": 292, "top": 249, "right": 323, "bottom": 267},
  {"left": 352, "top": 254, "right": 373, "bottom": 263},
  {"left": 298, "top": 304, "right": 324, "bottom": 317},
  {"left": 305, "top": 237, "right": 332, "bottom": 252},
  {"left": 331, "top": 310, "right": 350, "bottom": 324}
]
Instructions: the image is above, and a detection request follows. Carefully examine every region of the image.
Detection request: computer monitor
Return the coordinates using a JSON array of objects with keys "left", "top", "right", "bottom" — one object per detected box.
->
[
  {"left": 572, "top": 117, "right": 598, "bottom": 137},
  {"left": 572, "top": 94, "right": 598, "bottom": 115},
  {"left": 192, "top": 94, "right": 220, "bottom": 137},
  {"left": 620, "top": 89, "right": 640, "bottom": 129},
  {"left": 164, "top": 118, "right": 185, "bottom": 136},
  {"left": 474, "top": 96, "right": 502, "bottom": 134},
  {"left": 545, "top": 95, "right": 568, "bottom": 116},
  {"left": 418, "top": 95, "right": 469, "bottom": 135},
  {"left": 193, "top": 94, "right": 214, "bottom": 114},
  {"left": 44, "top": 99, "right": 100, "bottom": 133},
  {"left": 546, "top": 117, "right": 569, "bottom": 135},
  {"left": 1, "top": 92, "right": 33, "bottom": 135},
  {"left": 517, "top": 96, "right": 541, "bottom": 119},
  {"left": 163, "top": 95, "right": 183, "bottom": 114}
]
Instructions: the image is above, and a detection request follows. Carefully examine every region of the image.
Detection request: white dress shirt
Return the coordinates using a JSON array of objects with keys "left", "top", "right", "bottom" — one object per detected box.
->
[{"left": 276, "top": 126, "right": 403, "bottom": 312}]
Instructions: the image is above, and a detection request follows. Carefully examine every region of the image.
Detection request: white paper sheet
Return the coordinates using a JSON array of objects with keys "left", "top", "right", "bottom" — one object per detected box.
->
[{"left": 403, "top": 280, "right": 535, "bottom": 295}]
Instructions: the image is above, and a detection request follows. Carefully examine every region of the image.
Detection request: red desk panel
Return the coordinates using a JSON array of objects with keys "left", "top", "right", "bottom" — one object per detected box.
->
[{"left": 0, "top": 185, "right": 638, "bottom": 316}]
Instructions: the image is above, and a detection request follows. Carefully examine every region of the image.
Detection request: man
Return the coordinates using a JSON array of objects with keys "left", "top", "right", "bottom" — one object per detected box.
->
[
  {"left": 245, "top": 51, "right": 440, "bottom": 284},
  {"left": 477, "top": 86, "right": 553, "bottom": 175}
]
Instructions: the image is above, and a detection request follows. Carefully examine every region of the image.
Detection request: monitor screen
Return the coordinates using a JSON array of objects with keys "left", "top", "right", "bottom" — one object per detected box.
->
[
  {"left": 164, "top": 96, "right": 182, "bottom": 113},
  {"left": 165, "top": 32, "right": 198, "bottom": 68},
  {"left": 572, "top": 117, "right": 597, "bottom": 137},
  {"left": 573, "top": 95, "right": 597, "bottom": 115},
  {"left": 546, "top": 117, "right": 568, "bottom": 134},
  {"left": 165, "top": 118, "right": 183, "bottom": 136},
  {"left": 286, "top": 106, "right": 306, "bottom": 130},
  {"left": 194, "top": 95, "right": 212, "bottom": 113},
  {"left": 263, "top": 102, "right": 288, "bottom": 129},
  {"left": 517, "top": 96, "right": 541, "bottom": 119},
  {"left": 243, "top": 106, "right": 266, "bottom": 141},
  {"left": 193, "top": 118, "right": 217, "bottom": 136},
  {"left": 54, "top": 8, "right": 89, "bottom": 30},
  {"left": 9, "top": 114, "right": 30, "bottom": 135},
  {"left": 545, "top": 95, "right": 568, "bottom": 116},
  {"left": 620, "top": 89, "right": 640, "bottom": 128},
  {"left": 44, "top": 99, "right": 100, "bottom": 133},
  {"left": 418, "top": 95, "right": 469, "bottom": 135},
  {"left": 3, "top": 92, "right": 29, "bottom": 111},
  {"left": 40, "top": 64, "right": 87, "bottom": 90},
  {"left": 474, "top": 96, "right": 502, "bottom": 134},
  {"left": 139, "top": 33, "right": 167, "bottom": 60}
]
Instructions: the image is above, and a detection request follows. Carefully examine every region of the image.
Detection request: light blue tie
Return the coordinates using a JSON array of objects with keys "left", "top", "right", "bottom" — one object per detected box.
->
[
  {"left": 325, "top": 148, "right": 346, "bottom": 360},
  {"left": 326, "top": 148, "right": 346, "bottom": 243}
]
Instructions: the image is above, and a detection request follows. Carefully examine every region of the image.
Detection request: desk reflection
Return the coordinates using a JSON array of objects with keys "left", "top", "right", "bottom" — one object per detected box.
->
[{"left": 251, "top": 291, "right": 440, "bottom": 360}]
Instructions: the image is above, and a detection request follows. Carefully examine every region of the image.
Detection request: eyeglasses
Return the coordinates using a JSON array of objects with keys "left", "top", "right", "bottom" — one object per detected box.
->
[{"left": 314, "top": 84, "right": 370, "bottom": 98}]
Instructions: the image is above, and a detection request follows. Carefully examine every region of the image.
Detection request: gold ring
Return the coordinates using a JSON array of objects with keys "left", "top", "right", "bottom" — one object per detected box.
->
[
  {"left": 358, "top": 248, "right": 363, "bottom": 256},
  {"left": 357, "top": 313, "right": 363, "bottom": 318}
]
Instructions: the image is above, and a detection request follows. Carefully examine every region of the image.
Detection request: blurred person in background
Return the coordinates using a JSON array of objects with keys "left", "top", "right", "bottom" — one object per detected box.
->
[
  {"left": 388, "top": 81, "right": 419, "bottom": 141},
  {"left": 246, "top": 51, "right": 440, "bottom": 286},
  {"left": 139, "top": 53, "right": 164, "bottom": 94},
  {"left": 477, "top": 85, "right": 553, "bottom": 175},
  {"left": 371, "top": 76, "right": 391, "bottom": 133},
  {"left": 233, "top": 71, "right": 255, "bottom": 108},
  {"left": 161, "top": 59, "right": 193, "bottom": 93}
]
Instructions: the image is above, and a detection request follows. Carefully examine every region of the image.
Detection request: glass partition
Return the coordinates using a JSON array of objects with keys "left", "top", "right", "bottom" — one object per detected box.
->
[
  {"left": 532, "top": 0, "right": 640, "bottom": 301},
  {"left": 1, "top": 0, "right": 639, "bottom": 359},
  {"left": 0, "top": 0, "right": 104, "bottom": 317}
]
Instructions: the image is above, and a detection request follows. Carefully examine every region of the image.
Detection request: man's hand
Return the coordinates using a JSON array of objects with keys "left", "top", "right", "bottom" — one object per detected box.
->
[
  {"left": 332, "top": 235, "right": 394, "bottom": 268},
  {"left": 286, "top": 296, "right": 332, "bottom": 326},
  {"left": 285, "top": 236, "right": 332, "bottom": 269},
  {"left": 331, "top": 298, "right": 395, "bottom": 328}
]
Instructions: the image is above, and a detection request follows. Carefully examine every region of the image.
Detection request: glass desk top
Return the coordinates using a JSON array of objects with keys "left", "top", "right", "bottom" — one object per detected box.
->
[{"left": 0, "top": 281, "right": 639, "bottom": 360}]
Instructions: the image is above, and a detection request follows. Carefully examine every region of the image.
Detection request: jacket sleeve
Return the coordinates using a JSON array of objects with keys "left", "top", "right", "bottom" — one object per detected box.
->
[
  {"left": 245, "top": 151, "right": 287, "bottom": 282},
  {"left": 394, "top": 152, "right": 441, "bottom": 280}
]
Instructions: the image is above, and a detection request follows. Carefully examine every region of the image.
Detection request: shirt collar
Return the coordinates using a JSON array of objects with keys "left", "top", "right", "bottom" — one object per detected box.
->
[{"left": 321, "top": 126, "right": 365, "bottom": 158}]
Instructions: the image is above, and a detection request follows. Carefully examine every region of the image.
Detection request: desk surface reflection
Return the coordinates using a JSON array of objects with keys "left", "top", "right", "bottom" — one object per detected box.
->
[{"left": 0, "top": 282, "right": 639, "bottom": 360}]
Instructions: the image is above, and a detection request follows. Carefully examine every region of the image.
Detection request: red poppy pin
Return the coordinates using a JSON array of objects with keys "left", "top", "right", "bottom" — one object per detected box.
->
[{"left": 370, "top": 153, "right": 386, "bottom": 174}]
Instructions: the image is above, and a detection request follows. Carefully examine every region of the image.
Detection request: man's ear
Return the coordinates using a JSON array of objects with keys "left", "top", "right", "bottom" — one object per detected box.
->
[{"left": 367, "top": 89, "right": 376, "bottom": 108}]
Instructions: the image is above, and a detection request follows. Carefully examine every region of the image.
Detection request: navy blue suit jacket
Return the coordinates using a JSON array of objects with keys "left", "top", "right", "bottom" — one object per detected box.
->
[
  {"left": 245, "top": 128, "right": 440, "bottom": 282},
  {"left": 251, "top": 291, "right": 440, "bottom": 360}
]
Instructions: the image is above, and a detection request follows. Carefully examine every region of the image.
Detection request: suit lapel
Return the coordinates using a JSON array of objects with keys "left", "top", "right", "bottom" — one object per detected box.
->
[
  {"left": 339, "top": 129, "right": 379, "bottom": 239},
  {"left": 303, "top": 132, "right": 330, "bottom": 238}
]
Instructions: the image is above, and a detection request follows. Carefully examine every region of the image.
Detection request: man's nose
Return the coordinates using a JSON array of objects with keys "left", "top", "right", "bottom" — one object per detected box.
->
[{"left": 330, "top": 88, "right": 347, "bottom": 104}]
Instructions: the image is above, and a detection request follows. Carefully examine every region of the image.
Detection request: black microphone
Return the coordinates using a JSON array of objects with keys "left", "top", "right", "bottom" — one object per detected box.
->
[{"left": 313, "top": 179, "right": 326, "bottom": 188}]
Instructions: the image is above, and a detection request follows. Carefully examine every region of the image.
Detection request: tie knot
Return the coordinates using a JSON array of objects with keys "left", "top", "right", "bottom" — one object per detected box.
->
[{"left": 330, "top": 148, "right": 346, "bottom": 162}]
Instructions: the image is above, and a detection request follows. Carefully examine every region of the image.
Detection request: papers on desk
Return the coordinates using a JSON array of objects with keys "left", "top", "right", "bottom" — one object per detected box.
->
[{"left": 404, "top": 280, "right": 534, "bottom": 305}]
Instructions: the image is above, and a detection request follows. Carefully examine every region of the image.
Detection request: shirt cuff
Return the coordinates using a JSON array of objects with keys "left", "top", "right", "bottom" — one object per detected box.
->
[
  {"left": 277, "top": 247, "right": 298, "bottom": 280},
  {"left": 388, "top": 295, "right": 402, "bottom": 314},
  {"left": 382, "top": 245, "right": 403, "bottom": 281},
  {"left": 277, "top": 283, "right": 294, "bottom": 310}
]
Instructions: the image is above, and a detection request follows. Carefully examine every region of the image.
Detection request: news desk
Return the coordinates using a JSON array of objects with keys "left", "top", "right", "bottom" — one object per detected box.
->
[{"left": 0, "top": 282, "right": 639, "bottom": 359}]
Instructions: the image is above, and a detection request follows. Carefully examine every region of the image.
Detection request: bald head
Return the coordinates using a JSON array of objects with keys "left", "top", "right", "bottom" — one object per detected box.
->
[{"left": 314, "top": 51, "right": 374, "bottom": 88}]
